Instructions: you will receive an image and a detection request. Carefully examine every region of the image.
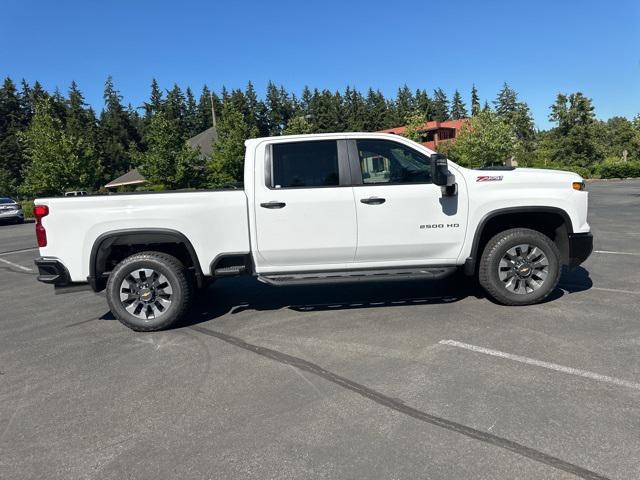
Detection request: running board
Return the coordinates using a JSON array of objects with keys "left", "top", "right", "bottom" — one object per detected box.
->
[{"left": 258, "top": 266, "right": 457, "bottom": 286}]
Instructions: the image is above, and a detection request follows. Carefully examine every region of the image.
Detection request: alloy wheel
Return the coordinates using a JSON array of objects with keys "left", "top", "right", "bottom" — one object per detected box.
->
[
  {"left": 498, "top": 244, "right": 549, "bottom": 295},
  {"left": 119, "top": 268, "right": 173, "bottom": 320}
]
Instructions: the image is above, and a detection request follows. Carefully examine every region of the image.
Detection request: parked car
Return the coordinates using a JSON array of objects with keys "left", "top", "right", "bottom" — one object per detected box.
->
[
  {"left": 0, "top": 197, "right": 24, "bottom": 224},
  {"left": 33, "top": 133, "right": 593, "bottom": 331},
  {"left": 64, "top": 191, "right": 88, "bottom": 197}
]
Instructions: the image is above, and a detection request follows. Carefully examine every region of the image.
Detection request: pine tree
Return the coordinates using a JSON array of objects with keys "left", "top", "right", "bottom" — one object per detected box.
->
[
  {"left": 0, "top": 77, "right": 26, "bottom": 189},
  {"left": 185, "top": 87, "right": 198, "bottom": 138},
  {"left": 30, "top": 81, "right": 49, "bottom": 109},
  {"left": 245, "top": 81, "right": 268, "bottom": 135},
  {"left": 309, "top": 89, "right": 344, "bottom": 132},
  {"left": 415, "top": 89, "right": 432, "bottom": 121},
  {"left": 431, "top": 88, "right": 450, "bottom": 121},
  {"left": 470, "top": 85, "right": 481, "bottom": 116},
  {"left": 265, "top": 82, "right": 281, "bottom": 135},
  {"left": 195, "top": 85, "right": 214, "bottom": 132},
  {"left": 50, "top": 87, "right": 68, "bottom": 124},
  {"left": 98, "top": 76, "right": 139, "bottom": 179},
  {"left": 208, "top": 101, "right": 258, "bottom": 187},
  {"left": 299, "top": 86, "right": 313, "bottom": 117},
  {"left": 493, "top": 82, "right": 518, "bottom": 117},
  {"left": 19, "top": 79, "right": 34, "bottom": 125},
  {"left": 493, "top": 83, "right": 534, "bottom": 142},
  {"left": 265, "top": 82, "right": 294, "bottom": 135},
  {"left": 344, "top": 86, "right": 367, "bottom": 131},
  {"left": 164, "top": 84, "right": 188, "bottom": 138},
  {"left": 364, "top": 89, "right": 388, "bottom": 131},
  {"left": 20, "top": 99, "right": 101, "bottom": 195},
  {"left": 66, "top": 81, "right": 95, "bottom": 139},
  {"left": 395, "top": 84, "right": 415, "bottom": 124},
  {"left": 450, "top": 90, "right": 468, "bottom": 119},
  {"left": 144, "top": 79, "right": 163, "bottom": 120}
]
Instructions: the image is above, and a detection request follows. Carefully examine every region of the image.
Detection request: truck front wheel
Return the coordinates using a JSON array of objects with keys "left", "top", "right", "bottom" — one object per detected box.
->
[
  {"left": 478, "top": 228, "right": 561, "bottom": 306},
  {"left": 106, "top": 251, "right": 193, "bottom": 331}
]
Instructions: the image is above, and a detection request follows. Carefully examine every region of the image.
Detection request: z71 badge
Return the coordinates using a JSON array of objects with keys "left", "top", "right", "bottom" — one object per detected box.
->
[{"left": 476, "top": 175, "right": 503, "bottom": 182}]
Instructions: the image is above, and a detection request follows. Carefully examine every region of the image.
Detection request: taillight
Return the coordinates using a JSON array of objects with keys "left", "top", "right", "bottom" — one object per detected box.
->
[{"left": 34, "top": 205, "right": 49, "bottom": 247}]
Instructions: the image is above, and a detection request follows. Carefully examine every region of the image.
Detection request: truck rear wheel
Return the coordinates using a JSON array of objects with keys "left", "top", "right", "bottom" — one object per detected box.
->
[
  {"left": 478, "top": 228, "right": 561, "bottom": 306},
  {"left": 106, "top": 251, "right": 193, "bottom": 331}
]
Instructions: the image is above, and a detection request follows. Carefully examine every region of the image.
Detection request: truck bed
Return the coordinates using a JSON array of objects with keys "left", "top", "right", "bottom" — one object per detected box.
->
[{"left": 35, "top": 190, "right": 250, "bottom": 282}]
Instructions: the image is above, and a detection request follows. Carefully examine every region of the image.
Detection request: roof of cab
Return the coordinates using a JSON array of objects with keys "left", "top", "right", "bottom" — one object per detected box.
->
[{"left": 245, "top": 132, "right": 412, "bottom": 147}]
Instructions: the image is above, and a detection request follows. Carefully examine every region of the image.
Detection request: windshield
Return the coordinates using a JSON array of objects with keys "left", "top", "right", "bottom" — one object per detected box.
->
[{"left": 0, "top": 197, "right": 15, "bottom": 204}]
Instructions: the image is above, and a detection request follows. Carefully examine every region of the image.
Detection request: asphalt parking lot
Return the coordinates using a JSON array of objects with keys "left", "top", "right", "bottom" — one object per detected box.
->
[{"left": 1, "top": 180, "right": 639, "bottom": 480}]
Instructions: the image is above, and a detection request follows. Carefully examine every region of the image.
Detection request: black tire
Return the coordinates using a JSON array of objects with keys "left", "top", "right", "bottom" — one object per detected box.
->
[
  {"left": 106, "top": 251, "right": 193, "bottom": 331},
  {"left": 17, "top": 217, "right": 24, "bottom": 224},
  {"left": 478, "top": 228, "right": 561, "bottom": 306}
]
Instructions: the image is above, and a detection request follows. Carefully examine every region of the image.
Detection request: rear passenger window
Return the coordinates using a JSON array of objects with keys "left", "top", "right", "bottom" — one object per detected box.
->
[{"left": 271, "top": 141, "right": 339, "bottom": 188}]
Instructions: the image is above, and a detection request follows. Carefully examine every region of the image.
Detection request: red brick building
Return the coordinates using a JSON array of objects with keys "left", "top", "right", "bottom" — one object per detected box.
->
[{"left": 379, "top": 119, "right": 468, "bottom": 150}]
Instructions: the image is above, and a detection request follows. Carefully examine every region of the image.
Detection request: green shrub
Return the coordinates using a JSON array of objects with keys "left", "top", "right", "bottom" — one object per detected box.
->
[
  {"left": 597, "top": 159, "right": 640, "bottom": 179},
  {"left": 546, "top": 164, "right": 593, "bottom": 179},
  {"left": 525, "top": 158, "right": 593, "bottom": 178},
  {"left": 19, "top": 199, "right": 35, "bottom": 218}
]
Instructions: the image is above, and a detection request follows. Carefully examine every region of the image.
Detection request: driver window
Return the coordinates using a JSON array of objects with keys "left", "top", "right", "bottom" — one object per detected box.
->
[{"left": 356, "top": 139, "right": 431, "bottom": 185}]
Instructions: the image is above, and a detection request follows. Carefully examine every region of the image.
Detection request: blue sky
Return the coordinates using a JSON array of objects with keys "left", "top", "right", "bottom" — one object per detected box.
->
[{"left": 1, "top": 0, "right": 638, "bottom": 129}]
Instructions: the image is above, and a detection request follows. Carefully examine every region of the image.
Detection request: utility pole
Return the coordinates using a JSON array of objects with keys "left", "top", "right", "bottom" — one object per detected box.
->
[{"left": 209, "top": 92, "right": 217, "bottom": 130}]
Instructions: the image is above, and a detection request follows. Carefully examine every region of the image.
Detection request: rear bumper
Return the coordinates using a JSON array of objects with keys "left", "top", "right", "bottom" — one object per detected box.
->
[
  {"left": 34, "top": 257, "right": 71, "bottom": 285},
  {"left": 0, "top": 210, "right": 23, "bottom": 220},
  {"left": 567, "top": 232, "right": 593, "bottom": 268}
]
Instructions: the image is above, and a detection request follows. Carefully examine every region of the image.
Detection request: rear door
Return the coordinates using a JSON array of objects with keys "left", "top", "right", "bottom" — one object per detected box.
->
[
  {"left": 349, "top": 138, "right": 468, "bottom": 263},
  {"left": 254, "top": 139, "right": 358, "bottom": 267}
]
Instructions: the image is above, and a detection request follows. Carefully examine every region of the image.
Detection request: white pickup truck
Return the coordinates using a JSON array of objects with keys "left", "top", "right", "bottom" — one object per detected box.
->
[{"left": 34, "top": 133, "right": 593, "bottom": 331}]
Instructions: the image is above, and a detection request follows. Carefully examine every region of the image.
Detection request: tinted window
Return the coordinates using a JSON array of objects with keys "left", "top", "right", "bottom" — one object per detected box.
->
[
  {"left": 272, "top": 141, "right": 339, "bottom": 188},
  {"left": 0, "top": 198, "right": 14, "bottom": 204},
  {"left": 357, "top": 140, "right": 431, "bottom": 184}
]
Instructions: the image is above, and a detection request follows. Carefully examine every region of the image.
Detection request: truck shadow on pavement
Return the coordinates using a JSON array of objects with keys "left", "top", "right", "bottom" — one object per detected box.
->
[
  {"left": 97, "top": 267, "right": 593, "bottom": 327},
  {"left": 179, "top": 266, "right": 592, "bottom": 327}
]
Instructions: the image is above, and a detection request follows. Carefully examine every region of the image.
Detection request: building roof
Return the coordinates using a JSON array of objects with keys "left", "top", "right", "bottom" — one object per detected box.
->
[
  {"left": 104, "top": 168, "right": 147, "bottom": 189},
  {"left": 187, "top": 125, "right": 218, "bottom": 157},
  {"left": 379, "top": 119, "right": 467, "bottom": 135}
]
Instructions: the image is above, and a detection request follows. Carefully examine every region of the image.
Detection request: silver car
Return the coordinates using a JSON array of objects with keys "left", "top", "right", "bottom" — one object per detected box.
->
[{"left": 0, "top": 197, "right": 25, "bottom": 224}]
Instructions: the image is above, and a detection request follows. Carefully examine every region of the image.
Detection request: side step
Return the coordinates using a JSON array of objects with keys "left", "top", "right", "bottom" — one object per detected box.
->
[{"left": 258, "top": 266, "right": 457, "bottom": 286}]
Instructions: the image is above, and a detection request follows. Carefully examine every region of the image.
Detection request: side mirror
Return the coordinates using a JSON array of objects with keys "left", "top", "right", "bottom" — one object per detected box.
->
[{"left": 431, "top": 153, "right": 455, "bottom": 187}]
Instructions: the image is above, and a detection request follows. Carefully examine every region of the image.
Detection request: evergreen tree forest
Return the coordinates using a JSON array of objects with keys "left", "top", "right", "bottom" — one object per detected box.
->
[{"left": 1, "top": 77, "right": 639, "bottom": 199}]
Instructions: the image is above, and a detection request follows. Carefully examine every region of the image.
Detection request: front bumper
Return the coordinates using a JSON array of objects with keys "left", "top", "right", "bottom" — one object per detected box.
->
[
  {"left": 567, "top": 232, "right": 593, "bottom": 268},
  {"left": 34, "top": 257, "right": 71, "bottom": 285}
]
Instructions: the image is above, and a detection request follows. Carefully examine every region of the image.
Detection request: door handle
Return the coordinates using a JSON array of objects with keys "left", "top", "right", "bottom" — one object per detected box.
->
[
  {"left": 360, "top": 197, "right": 386, "bottom": 205},
  {"left": 260, "top": 201, "right": 286, "bottom": 209}
]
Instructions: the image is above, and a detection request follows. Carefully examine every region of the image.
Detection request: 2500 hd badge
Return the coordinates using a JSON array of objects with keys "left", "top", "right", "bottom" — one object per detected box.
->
[{"left": 420, "top": 223, "right": 460, "bottom": 229}]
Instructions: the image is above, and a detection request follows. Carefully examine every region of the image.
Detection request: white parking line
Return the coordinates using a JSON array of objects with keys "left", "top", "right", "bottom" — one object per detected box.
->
[
  {"left": 0, "top": 257, "right": 32, "bottom": 272},
  {"left": 591, "top": 286, "right": 639, "bottom": 295},
  {"left": 594, "top": 250, "right": 640, "bottom": 256},
  {"left": 560, "top": 284, "right": 639, "bottom": 295},
  {"left": 0, "top": 247, "right": 38, "bottom": 257},
  {"left": 439, "top": 339, "right": 640, "bottom": 391}
]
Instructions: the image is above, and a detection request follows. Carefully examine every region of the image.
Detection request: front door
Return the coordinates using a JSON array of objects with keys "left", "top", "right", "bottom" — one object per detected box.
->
[
  {"left": 254, "top": 139, "right": 358, "bottom": 267},
  {"left": 350, "top": 139, "right": 468, "bottom": 264}
]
